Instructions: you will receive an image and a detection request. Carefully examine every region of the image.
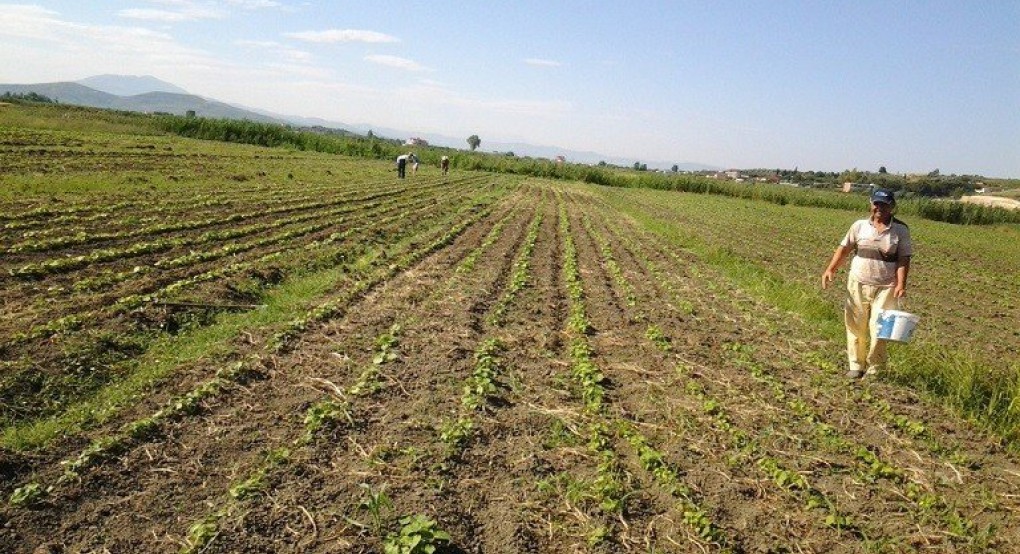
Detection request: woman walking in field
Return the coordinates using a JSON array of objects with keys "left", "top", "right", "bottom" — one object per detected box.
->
[{"left": 821, "top": 189, "right": 912, "bottom": 379}]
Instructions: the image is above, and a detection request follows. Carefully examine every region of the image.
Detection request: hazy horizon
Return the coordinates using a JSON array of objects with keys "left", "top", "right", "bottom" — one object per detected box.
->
[{"left": 2, "top": 2, "right": 1018, "bottom": 178}]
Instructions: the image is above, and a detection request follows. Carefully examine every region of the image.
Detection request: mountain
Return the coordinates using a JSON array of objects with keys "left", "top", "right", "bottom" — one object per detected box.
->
[
  {"left": 3, "top": 75, "right": 718, "bottom": 170},
  {"left": 0, "top": 82, "right": 120, "bottom": 107},
  {"left": 0, "top": 81, "right": 284, "bottom": 123},
  {"left": 77, "top": 74, "right": 189, "bottom": 97}
]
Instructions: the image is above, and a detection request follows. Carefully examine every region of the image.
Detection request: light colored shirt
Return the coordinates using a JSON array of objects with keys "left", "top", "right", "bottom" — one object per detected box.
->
[{"left": 841, "top": 219, "right": 912, "bottom": 286}]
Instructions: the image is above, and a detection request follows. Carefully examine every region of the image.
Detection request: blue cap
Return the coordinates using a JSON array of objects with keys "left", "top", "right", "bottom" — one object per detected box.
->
[{"left": 871, "top": 189, "right": 895, "bottom": 205}]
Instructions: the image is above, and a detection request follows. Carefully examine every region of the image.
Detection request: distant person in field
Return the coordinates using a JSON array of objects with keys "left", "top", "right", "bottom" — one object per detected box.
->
[
  {"left": 396, "top": 153, "right": 409, "bottom": 179},
  {"left": 821, "top": 189, "right": 912, "bottom": 379},
  {"left": 409, "top": 153, "right": 420, "bottom": 175},
  {"left": 441, "top": 156, "right": 450, "bottom": 175}
]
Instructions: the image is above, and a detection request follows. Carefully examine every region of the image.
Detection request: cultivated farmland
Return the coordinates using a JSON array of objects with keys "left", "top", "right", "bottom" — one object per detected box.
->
[{"left": 1, "top": 106, "right": 1019, "bottom": 553}]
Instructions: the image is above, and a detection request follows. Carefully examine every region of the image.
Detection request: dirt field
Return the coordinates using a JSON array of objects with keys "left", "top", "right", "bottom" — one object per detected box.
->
[
  {"left": 2, "top": 180, "right": 1018, "bottom": 553},
  {"left": 960, "top": 195, "right": 1020, "bottom": 211}
]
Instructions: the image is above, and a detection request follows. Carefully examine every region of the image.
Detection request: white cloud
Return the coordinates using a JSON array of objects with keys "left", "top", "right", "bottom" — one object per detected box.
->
[
  {"left": 118, "top": 5, "right": 226, "bottom": 22},
  {"left": 224, "top": 0, "right": 281, "bottom": 8},
  {"left": 118, "top": 0, "right": 282, "bottom": 22},
  {"left": 365, "top": 55, "right": 429, "bottom": 72},
  {"left": 235, "top": 39, "right": 313, "bottom": 63},
  {"left": 524, "top": 58, "right": 562, "bottom": 67},
  {"left": 285, "top": 29, "right": 399, "bottom": 43}
]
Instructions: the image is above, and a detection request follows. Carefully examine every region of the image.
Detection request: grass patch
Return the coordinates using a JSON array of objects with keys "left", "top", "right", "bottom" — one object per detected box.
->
[
  {"left": 1, "top": 261, "right": 362, "bottom": 451},
  {"left": 612, "top": 199, "right": 1020, "bottom": 450}
]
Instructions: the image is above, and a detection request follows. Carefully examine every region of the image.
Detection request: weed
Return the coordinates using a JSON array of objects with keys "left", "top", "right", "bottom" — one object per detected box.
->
[
  {"left": 9, "top": 482, "right": 48, "bottom": 507},
  {"left": 302, "top": 398, "right": 352, "bottom": 443},
  {"left": 383, "top": 514, "right": 451, "bottom": 554},
  {"left": 439, "top": 417, "right": 473, "bottom": 450},
  {"left": 358, "top": 483, "right": 393, "bottom": 533}
]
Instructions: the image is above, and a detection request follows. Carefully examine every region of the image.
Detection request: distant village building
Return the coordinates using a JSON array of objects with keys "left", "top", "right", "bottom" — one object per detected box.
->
[
  {"left": 842, "top": 182, "right": 875, "bottom": 193},
  {"left": 404, "top": 137, "right": 429, "bottom": 147},
  {"left": 555, "top": 155, "right": 566, "bottom": 164}
]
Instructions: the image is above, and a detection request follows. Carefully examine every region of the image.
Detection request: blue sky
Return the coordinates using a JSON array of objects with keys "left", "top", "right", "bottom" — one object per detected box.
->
[{"left": 2, "top": 1, "right": 1018, "bottom": 176}]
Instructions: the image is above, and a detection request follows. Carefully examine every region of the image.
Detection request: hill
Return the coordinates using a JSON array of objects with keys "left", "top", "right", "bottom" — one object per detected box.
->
[
  {"left": 77, "top": 74, "right": 189, "bottom": 97},
  {"left": 0, "top": 81, "right": 284, "bottom": 123},
  {"left": 2, "top": 75, "right": 717, "bottom": 169}
]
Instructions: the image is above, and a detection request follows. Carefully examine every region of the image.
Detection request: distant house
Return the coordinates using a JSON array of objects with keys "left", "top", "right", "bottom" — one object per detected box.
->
[
  {"left": 842, "top": 182, "right": 874, "bottom": 193},
  {"left": 555, "top": 155, "right": 566, "bottom": 164},
  {"left": 404, "top": 137, "right": 429, "bottom": 147}
]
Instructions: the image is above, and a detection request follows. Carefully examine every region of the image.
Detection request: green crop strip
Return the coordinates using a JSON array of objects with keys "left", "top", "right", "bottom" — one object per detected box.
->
[
  {"left": 7, "top": 193, "right": 511, "bottom": 506},
  {"left": 4, "top": 179, "right": 465, "bottom": 350},
  {"left": 577, "top": 210, "right": 742, "bottom": 551},
  {"left": 487, "top": 208, "right": 543, "bottom": 327},
  {"left": 0, "top": 182, "right": 494, "bottom": 429},
  {"left": 454, "top": 208, "right": 516, "bottom": 274},
  {"left": 601, "top": 190, "right": 1020, "bottom": 451},
  {"left": 179, "top": 447, "right": 291, "bottom": 554},
  {"left": 2, "top": 185, "right": 508, "bottom": 451},
  {"left": 727, "top": 343, "right": 997, "bottom": 548}
]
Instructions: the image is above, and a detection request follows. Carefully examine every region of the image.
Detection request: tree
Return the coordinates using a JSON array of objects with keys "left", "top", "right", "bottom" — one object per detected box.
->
[
  {"left": 467, "top": 135, "right": 481, "bottom": 151},
  {"left": 671, "top": 164, "right": 679, "bottom": 173},
  {"left": 878, "top": 166, "right": 887, "bottom": 174},
  {"left": 839, "top": 168, "right": 862, "bottom": 183},
  {"left": 633, "top": 162, "right": 641, "bottom": 170}
]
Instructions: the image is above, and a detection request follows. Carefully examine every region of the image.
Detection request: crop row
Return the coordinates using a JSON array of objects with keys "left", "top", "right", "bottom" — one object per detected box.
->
[
  {"left": 3, "top": 174, "right": 447, "bottom": 257},
  {"left": 2, "top": 169, "right": 399, "bottom": 242},
  {"left": 5, "top": 177, "right": 482, "bottom": 347},
  {"left": 0, "top": 181, "right": 508, "bottom": 428},
  {"left": 6, "top": 193, "right": 510, "bottom": 508},
  {"left": 554, "top": 197, "right": 734, "bottom": 549},
  {"left": 65, "top": 177, "right": 457, "bottom": 292},
  {"left": 174, "top": 198, "right": 529, "bottom": 550},
  {"left": 585, "top": 199, "right": 1011, "bottom": 549}
]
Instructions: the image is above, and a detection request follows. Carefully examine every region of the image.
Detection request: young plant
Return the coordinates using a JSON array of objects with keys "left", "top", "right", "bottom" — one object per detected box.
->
[
  {"left": 358, "top": 482, "right": 393, "bottom": 533},
  {"left": 383, "top": 514, "right": 451, "bottom": 554}
]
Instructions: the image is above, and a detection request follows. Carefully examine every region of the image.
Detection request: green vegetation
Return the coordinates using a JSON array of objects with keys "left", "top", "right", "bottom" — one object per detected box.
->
[
  {"left": 383, "top": 515, "right": 451, "bottom": 554},
  {"left": 1, "top": 92, "right": 56, "bottom": 104},
  {"left": 2, "top": 101, "right": 1017, "bottom": 553}
]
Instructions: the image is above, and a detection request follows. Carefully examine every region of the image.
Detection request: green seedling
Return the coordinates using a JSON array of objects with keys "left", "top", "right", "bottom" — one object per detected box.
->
[
  {"left": 439, "top": 417, "right": 473, "bottom": 450},
  {"left": 383, "top": 514, "right": 451, "bottom": 554},
  {"left": 358, "top": 483, "right": 393, "bottom": 533},
  {"left": 302, "top": 399, "right": 352, "bottom": 443},
  {"left": 9, "top": 482, "right": 48, "bottom": 507}
]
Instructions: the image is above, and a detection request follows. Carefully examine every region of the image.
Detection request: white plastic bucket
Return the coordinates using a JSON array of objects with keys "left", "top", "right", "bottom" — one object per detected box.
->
[{"left": 875, "top": 310, "right": 920, "bottom": 343}]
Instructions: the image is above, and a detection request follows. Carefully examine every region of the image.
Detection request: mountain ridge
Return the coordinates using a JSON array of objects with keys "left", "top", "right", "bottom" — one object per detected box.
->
[{"left": 1, "top": 76, "right": 718, "bottom": 170}]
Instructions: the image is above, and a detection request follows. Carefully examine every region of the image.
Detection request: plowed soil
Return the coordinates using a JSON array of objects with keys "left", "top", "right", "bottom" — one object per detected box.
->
[{"left": 3, "top": 179, "right": 1018, "bottom": 554}]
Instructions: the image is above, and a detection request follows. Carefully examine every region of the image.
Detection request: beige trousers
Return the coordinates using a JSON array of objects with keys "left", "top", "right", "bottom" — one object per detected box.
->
[{"left": 845, "top": 274, "right": 899, "bottom": 373}]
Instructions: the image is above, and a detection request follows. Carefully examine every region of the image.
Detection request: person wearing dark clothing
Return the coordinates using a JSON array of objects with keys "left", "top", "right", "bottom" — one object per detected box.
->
[{"left": 396, "top": 153, "right": 409, "bottom": 179}]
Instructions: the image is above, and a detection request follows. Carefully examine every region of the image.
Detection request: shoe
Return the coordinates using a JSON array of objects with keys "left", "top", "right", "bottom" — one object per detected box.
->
[
  {"left": 845, "top": 369, "right": 864, "bottom": 379},
  {"left": 865, "top": 368, "right": 879, "bottom": 377}
]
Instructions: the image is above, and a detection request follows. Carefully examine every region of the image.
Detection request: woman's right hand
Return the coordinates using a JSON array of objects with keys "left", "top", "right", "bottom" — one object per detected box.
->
[{"left": 821, "top": 269, "right": 835, "bottom": 289}]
